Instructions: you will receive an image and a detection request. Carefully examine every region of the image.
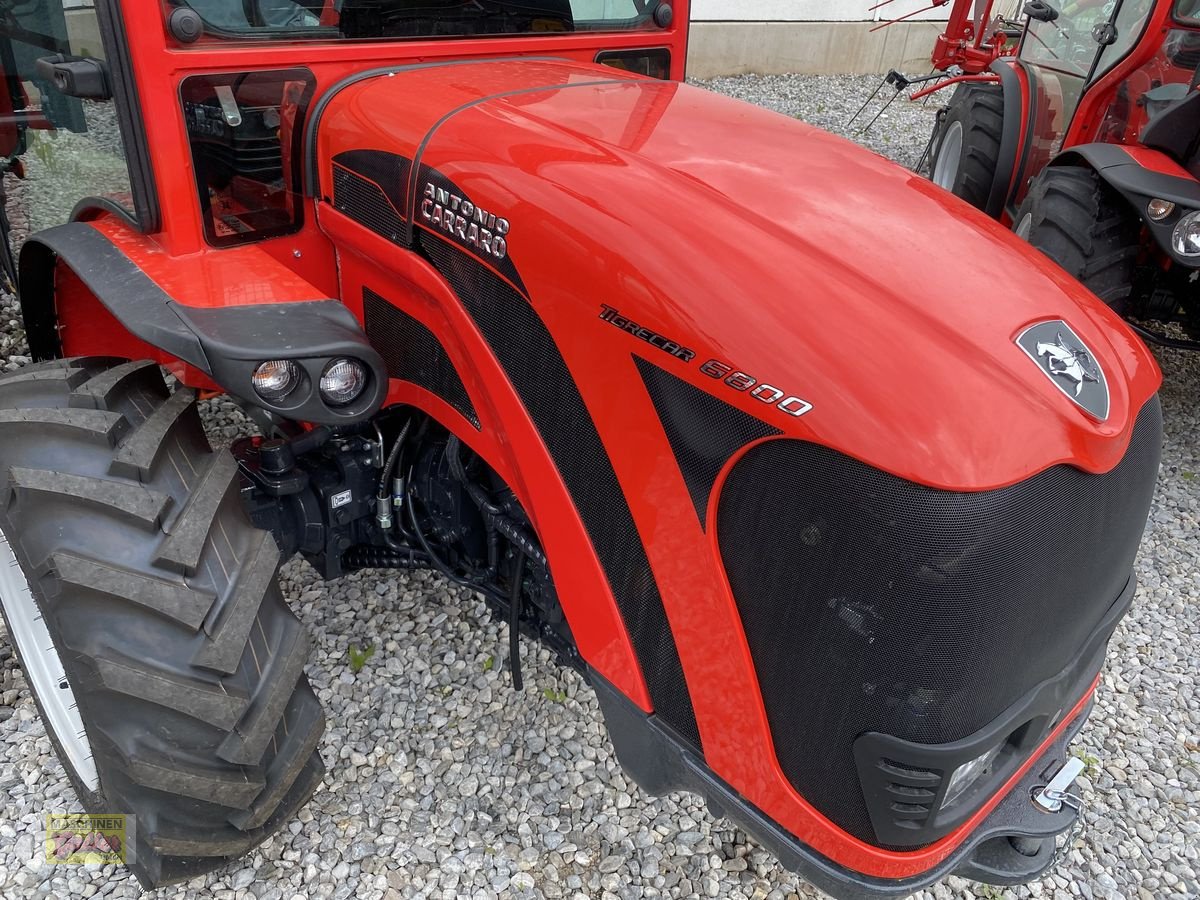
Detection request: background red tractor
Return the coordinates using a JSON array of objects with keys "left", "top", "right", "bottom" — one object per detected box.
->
[{"left": 923, "top": 0, "right": 1200, "bottom": 347}]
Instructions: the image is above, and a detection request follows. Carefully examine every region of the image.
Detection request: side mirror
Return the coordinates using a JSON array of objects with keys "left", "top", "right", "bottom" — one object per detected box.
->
[
  {"left": 1023, "top": 0, "right": 1060, "bottom": 22},
  {"left": 34, "top": 54, "right": 111, "bottom": 101}
]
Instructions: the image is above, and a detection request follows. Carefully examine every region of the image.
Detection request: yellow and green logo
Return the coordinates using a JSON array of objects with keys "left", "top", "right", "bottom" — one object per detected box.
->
[{"left": 45, "top": 814, "right": 129, "bottom": 865}]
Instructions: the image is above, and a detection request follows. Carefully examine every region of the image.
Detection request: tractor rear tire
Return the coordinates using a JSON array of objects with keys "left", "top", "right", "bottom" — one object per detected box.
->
[
  {"left": 0, "top": 357, "right": 324, "bottom": 888},
  {"left": 930, "top": 83, "right": 1006, "bottom": 212},
  {"left": 1013, "top": 166, "right": 1140, "bottom": 313}
]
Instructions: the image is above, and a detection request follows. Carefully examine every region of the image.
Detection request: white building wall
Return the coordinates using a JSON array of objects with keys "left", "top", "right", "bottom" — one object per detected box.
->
[
  {"left": 691, "top": 0, "right": 950, "bottom": 22},
  {"left": 686, "top": 0, "right": 956, "bottom": 77}
]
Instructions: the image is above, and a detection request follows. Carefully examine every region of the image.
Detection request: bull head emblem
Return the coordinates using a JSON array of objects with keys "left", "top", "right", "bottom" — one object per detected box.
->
[{"left": 1036, "top": 333, "right": 1100, "bottom": 397}]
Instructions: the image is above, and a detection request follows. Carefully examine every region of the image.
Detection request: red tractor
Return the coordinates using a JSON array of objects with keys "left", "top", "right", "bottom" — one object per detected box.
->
[
  {"left": 0, "top": 1, "right": 1163, "bottom": 896},
  {"left": 925, "top": 0, "right": 1200, "bottom": 346}
]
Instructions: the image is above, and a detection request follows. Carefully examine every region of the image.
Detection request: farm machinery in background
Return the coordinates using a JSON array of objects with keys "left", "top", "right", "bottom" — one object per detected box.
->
[{"left": 877, "top": 0, "right": 1200, "bottom": 348}]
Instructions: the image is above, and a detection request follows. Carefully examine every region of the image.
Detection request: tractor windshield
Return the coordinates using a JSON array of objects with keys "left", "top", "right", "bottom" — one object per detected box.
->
[
  {"left": 1020, "top": 0, "right": 1158, "bottom": 84},
  {"left": 1021, "top": 0, "right": 1130, "bottom": 78},
  {"left": 172, "top": 1, "right": 657, "bottom": 40}
]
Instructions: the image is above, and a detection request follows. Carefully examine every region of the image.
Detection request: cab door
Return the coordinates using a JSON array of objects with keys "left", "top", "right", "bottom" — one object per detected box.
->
[{"left": 0, "top": 1, "right": 136, "bottom": 284}]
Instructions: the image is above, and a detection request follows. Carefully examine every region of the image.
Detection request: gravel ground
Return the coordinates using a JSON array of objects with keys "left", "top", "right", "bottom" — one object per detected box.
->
[{"left": 0, "top": 74, "right": 1198, "bottom": 900}]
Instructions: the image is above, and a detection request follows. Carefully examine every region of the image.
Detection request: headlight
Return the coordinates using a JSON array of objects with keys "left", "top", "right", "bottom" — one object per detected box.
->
[
  {"left": 1172, "top": 210, "right": 1200, "bottom": 258},
  {"left": 940, "top": 744, "right": 1003, "bottom": 811},
  {"left": 319, "top": 358, "right": 368, "bottom": 407},
  {"left": 252, "top": 359, "right": 302, "bottom": 403}
]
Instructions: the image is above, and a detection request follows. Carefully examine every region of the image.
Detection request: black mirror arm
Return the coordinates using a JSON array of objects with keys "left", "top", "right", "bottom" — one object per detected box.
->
[{"left": 34, "top": 54, "right": 111, "bottom": 101}]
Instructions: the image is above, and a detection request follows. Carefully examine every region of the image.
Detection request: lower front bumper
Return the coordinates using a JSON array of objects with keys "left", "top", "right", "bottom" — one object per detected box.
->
[{"left": 594, "top": 674, "right": 1089, "bottom": 900}]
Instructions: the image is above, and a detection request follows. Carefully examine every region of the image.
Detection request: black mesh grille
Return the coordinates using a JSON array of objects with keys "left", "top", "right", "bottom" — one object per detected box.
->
[
  {"left": 362, "top": 287, "right": 479, "bottom": 429},
  {"left": 634, "top": 356, "right": 781, "bottom": 529},
  {"left": 419, "top": 231, "right": 702, "bottom": 753},
  {"left": 717, "top": 397, "right": 1162, "bottom": 845},
  {"left": 332, "top": 149, "right": 411, "bottom": 244}
]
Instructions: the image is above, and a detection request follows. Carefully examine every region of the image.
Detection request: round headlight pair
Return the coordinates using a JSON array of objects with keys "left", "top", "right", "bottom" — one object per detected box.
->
[{"left": 251, "top": 358, "right": 368, "bottom": 408}]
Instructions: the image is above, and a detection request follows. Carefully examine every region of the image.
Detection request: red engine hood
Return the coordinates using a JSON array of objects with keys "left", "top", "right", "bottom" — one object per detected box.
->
[{"left": 315, "top": 58, "right": 1160, "bottom": 489}]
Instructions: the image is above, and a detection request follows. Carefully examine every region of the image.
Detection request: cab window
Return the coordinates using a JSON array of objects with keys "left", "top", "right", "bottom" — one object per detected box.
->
[
  {"left": 166, "top": 0, "right": 659, "bottom": 41},
  {"left": 0, "top": 0, "right": 134, "bottom": 243}
]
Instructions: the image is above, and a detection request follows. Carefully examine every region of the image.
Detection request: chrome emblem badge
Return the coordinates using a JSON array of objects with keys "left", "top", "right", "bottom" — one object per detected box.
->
[{"left": 1017, "top": 321, "right": 1109, "bottom": 420}]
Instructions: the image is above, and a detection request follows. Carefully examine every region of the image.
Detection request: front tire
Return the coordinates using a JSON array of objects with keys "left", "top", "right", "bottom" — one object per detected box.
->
[
  {"left": 930, "top": 83, "right": 1006, "bottom": 211},
  {"left": 1013, "top": 166, "right": 1140, "bottom": 313},
  {"left": 0, "top": 357, "right": 324, "bottom": 887}
]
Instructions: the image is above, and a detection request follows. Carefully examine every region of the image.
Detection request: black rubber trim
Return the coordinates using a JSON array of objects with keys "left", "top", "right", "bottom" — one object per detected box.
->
[
  {"left": 1055, "top": 143, "right": 1200, "bottom": 205},
  {"left": 17, "top": 223, "right": 387, "bottom": 424},
  {"left": 404, "top": 78, "right": 628, "bottom": 229},
  {"left": 303, "top": 57, "right": 566, "bottom": 196},
  {"left": 70, "top": 196, "right": 141, "bottom": 230},
  {"left": 594, "top": 670, "right": 1085, "bottom": 900},
  {"left": 1052, "top": 143, "right": 1200, "bottom": 266},
  {"left": 95, "top": 0, "right": 158, "bottom": 232},
  {"left": 20, "top": 224, "right": 207, "bottom": 367},
  {"left": 1004, "top": 58, "right": 1043, "bottom": 220},
  {"left": 988, "top": 59, "right": 1024, "bottom": 218}
]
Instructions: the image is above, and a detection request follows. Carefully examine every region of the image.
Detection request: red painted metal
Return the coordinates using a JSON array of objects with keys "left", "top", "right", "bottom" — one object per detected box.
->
[
  {"left": 908, "top": 71, "right": 1000, "bottom": 101},
  {"left": 926, "top": 0, "right": 1018, "bottom": 73}
]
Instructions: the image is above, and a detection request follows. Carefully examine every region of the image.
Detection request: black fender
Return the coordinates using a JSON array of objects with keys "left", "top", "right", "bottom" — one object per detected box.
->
[
  {"left": 987, "top": 59, "right": 1027, "bottom": 218},
  {"left": 1049, "top": 143, "right": 1200, "bottom": 268},
  {"left": 18, "top": 222, "right": 388, "bottom": 423}
]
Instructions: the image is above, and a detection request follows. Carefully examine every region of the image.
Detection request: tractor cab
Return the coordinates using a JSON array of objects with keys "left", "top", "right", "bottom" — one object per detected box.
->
[{"left": 925, "top": 0, "right": 1200, "bottom": 347}]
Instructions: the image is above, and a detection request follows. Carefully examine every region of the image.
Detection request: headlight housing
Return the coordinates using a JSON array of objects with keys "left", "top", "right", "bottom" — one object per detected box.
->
[
  {"left": 252, "top": 359, "right": 303, "bottom": 404},
  {"left": 319, "top": 358, "right": 368, "bottom": 407},
  {"left": 1171, "top": 210, "right": 1200, "bottom": 258}
]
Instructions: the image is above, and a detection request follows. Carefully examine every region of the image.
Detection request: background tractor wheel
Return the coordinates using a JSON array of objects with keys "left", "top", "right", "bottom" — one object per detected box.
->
[
  {"left": 0, "top": 357, "right": 324, "bottom": 888},
  {"left": 930, "top": 83, "right": 1006, "bottom": 211},
  {"left": 1013, "top": 166, "right": 1140, "bottom": 313}
]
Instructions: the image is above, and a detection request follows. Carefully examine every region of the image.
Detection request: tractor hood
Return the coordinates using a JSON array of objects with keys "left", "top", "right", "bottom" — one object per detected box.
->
[{"left": 314, "top": 59, "right": 1160, "bottom": 489}]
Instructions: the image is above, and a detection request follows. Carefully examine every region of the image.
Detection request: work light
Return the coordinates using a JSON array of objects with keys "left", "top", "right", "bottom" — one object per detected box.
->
[
  {"left": 941, "top": 744, "right": 1002, "bottom": 810},
  {"left": 1172, "top": 210, "right": 1200, "bottom": 258},
  {"left": 252, "top": 359, "right": 303, "bottom": 403},
  {"left": 320, "top": 358, "right": 368, "bottom": 407}
]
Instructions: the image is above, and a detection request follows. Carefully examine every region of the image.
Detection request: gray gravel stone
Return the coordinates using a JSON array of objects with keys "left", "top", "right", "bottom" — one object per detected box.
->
[{"left": 0, "top": 72, "right": 1196, "bottom": 900}]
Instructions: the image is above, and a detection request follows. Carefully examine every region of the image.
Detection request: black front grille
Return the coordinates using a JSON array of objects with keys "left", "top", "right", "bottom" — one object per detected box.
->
[
  {"left": 717, "top": 398, "right": 1162, "bottom": 845},
  {"left": 362, "top": 288, "right": 479, "bottom": 429},
  {"left": 418, "top": 232, "right": 703, "bottom": 753}
]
